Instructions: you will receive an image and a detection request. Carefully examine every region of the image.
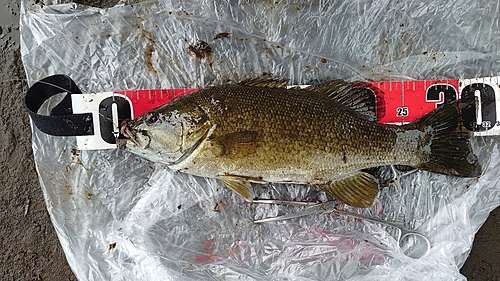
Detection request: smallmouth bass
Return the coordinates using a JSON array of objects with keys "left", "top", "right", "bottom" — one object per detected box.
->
[{"left": 117, "top": 79, "right": 480, "bottom": 208}]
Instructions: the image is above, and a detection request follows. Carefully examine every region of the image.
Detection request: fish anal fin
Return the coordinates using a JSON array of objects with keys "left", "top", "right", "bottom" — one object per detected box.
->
[
  {"left": 315, "top": 172, "right": 379, "bottom": 208},
  {"left": 210, "top": 130, "right": 261, "bottom": 157},
  {"left": 238, "top": 78, "right": 289, "bottom": 88},
  {"left": 305, "top": 80, "right": 384, "bottom": 122},
  {"left": 218, "top": 175, "right": 255, "bottom": 202}
]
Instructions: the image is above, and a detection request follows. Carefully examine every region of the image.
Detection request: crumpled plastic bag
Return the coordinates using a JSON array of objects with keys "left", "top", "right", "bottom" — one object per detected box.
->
[{"left": 21, "top": 0, "right": 500, "bottom": 280}]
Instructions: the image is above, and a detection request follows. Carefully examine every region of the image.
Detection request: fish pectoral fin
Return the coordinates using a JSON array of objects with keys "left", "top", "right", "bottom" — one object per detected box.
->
[
  {"left": 218, "top": 176, "right": 255, "bottom": 202},
  {"left": 315, "top": 172, "right": 380, "bottom": 208},
  {"left": 304, "top": 80, "right": 382, "bottom": 122},
  {"left": 211, "top": 131, "right": 261, "bottom": 157},
  {"left": 238, "top": 78, "right": 289, "bottom": 88}
]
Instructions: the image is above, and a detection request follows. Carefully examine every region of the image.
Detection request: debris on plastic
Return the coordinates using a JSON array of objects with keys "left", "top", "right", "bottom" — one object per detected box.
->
[{"left": 21, "top": 0, "right": 500, "bottom": 280}]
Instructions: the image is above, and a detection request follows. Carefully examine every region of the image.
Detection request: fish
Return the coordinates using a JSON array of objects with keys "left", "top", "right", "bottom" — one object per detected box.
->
[{"left": 117, "top": 79, "right": 480, "bottom": 208}]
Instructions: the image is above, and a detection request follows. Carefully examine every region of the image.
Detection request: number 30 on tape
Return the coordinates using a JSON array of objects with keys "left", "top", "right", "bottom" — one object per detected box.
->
[
  {"left": 72, "top": 76, "right": 500, "bottom": 150},
  {"left": 369, "top": 76, "right": 500, "bottom": 137}
]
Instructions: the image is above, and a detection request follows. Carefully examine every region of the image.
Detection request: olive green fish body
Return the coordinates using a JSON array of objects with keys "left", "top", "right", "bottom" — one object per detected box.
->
[
  {"left": 174, "top": 85, "right": 410, "bottom": 181},
  {"left": 119, "top": 79, "right": 479, "bottom": 208}
]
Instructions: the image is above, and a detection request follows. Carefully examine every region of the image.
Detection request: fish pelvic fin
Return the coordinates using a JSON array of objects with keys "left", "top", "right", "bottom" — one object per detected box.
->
[
  {"left": 315, "top": 172, "right": 379, "bottom": 208},
  {"left": 305, "top": 80, "right": 385, "bottom": 122},
  {"left": 408, "top": 103, "right": 481, "bottom": 177},
  {"left": 218, "top": 175, "right": 255, "bottom": 202}
]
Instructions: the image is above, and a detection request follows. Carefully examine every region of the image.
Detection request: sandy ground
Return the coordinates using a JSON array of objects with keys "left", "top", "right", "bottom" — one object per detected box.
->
[
  {"left": 0, "top": 0, "right": 498, "bottom": 280},
  {"left": 0, "top": 0, "right": 77, "bottom": 279}
]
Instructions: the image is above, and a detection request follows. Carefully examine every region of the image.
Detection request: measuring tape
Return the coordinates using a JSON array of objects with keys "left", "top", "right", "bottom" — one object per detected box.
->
[{"left": 25, "top": 75, "right": 500, "bottom": 150}]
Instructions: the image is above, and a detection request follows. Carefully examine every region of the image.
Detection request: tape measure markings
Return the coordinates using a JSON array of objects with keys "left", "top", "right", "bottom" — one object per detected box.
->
[{"left": 70, "top": 76, "right": 500, "bottom": 150}]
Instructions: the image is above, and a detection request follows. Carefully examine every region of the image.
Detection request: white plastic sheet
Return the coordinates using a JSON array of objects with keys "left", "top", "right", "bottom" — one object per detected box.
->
[{"left": 21, "top": 0, "right": 500, "bottom": 280}]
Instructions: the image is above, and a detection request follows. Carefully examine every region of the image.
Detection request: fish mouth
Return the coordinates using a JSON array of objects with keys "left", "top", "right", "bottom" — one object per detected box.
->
[
  {"left": 117, "top": 121, "right": 151, "bottom": 149},
  {"left": 120, "top": 122, "right": 131, "bottom": 138}
]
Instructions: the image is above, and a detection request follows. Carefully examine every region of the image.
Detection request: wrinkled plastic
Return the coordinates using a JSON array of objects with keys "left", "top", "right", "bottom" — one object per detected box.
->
[{"left": 20, "top": 0, "right": 500, "bottom": 280}]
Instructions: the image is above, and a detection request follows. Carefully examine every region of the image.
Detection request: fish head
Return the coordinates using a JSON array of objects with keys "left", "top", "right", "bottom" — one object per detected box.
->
[{"left": 117, "top": 102, "right": 211, "bottom": 165}]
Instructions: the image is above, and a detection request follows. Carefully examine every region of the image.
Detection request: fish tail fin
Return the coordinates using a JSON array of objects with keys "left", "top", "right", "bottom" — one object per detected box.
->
[{"left": 407, "top": 103, "right": 481, "bottom": 177}]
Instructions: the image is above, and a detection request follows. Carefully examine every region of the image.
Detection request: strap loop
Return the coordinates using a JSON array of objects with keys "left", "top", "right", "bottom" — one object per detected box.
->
[{"left": 24, "top": 75, "right": 94, "bottom": 136}]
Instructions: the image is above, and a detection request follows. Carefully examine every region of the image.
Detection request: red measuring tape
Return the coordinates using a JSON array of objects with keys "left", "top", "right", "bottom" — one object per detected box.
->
[{"left": 68, "top": 76, "right": 499, "bottom": 150}]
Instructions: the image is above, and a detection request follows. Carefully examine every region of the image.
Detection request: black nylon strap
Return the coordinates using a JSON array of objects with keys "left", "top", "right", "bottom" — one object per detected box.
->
[{"left": 24, "top": 74, "right": 94, "bottom": 136}]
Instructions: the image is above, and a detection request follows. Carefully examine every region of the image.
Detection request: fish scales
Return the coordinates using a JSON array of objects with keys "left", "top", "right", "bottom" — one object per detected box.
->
[
  {"left": 186, "top": 85, "right": 402, "bottom": 181},
  {"left": 119, "top": 79, "right": 480, "bottom": 208}
]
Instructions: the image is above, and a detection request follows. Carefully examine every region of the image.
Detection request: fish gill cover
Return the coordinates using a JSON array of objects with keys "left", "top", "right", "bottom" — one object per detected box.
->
[{"left": 20, "top": 0, "right": 500, "bottom": 280}]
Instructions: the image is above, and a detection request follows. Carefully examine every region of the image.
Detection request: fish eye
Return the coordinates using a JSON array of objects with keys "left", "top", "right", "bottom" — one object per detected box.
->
[{"left": 144, "top": 113, "right": 159, "bottom": 125}]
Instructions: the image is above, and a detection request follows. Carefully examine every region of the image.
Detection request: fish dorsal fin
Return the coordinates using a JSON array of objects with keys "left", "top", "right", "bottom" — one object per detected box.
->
[
  {"left": 315, "top": 172, "right": 379, "bottom": 208},
  {"left": 238, "top": 78, "right": 290, "bottom": 88},
  {"left": 305, "top": 80, "right": 384, "bottom": 122}
]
